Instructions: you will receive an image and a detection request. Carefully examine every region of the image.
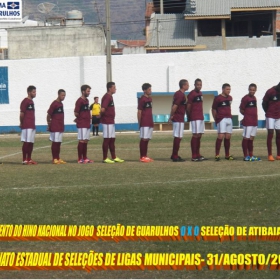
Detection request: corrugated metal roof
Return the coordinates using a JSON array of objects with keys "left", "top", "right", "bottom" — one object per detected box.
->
[
  {"left": 185, "top": 0, "right": 280, "bottom": 17},
  {"left": 146, "top": 14, "right": 195, "bottom": 47}
]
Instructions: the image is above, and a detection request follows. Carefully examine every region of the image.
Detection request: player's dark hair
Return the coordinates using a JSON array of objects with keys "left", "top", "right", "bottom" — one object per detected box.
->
[
  {"left": 275, "top": 82, "right": 280, "bottom": 92},
  {"left": 27, "top": 85, "right": 36, "bottom": 93},
  {"left": 94, "top": 96, "right": 99, "bottom": 100},
  {"left": 222, "top": 83, "right": 231, "bottom": 89},
  {"left": 142, "top": 83, "right": 152, "bottom": 91},
  {"left": 179, "top": 79, "right": 188, "bottom": 89},
  {"left": 81, "top": 84, "right": 91, "bottom": 92},
  {"left": 248, "top": 83, "right": 257, "bottom": 89},
  {"left": 195, "top": 78, "right": 202, "bottom": 84},
  {"left": 107, "top": 82, "right": 115, "bottom": 91},
  {"left": 58, "top": 89, "right": 65, "bottom": 94}
]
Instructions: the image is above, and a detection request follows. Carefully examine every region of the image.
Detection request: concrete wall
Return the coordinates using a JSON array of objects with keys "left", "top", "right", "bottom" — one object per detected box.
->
[
  {"left": 226, "top": 36, "right": 276, "bottom": 50},
  {"left": 196, "top": 37, "right": 223, "bottom": 50},
  {"left": 0, "top": 47, "right": 280, "bottom": 132},
  {"left": 197, "top": 36, "right": 275, "bottom": 51},
  {"left": 7, "top": 25, "right": 105, "bottom": 59}
]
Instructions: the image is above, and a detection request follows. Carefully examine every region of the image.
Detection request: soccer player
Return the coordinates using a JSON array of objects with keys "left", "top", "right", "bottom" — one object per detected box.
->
[
  {"left": 89, "top": 97, "right": 101, "bottom": 136},
  {"left": 101, "top": 82, "right": 124, "bottom": 163},
  {"left": 20, "top": 85, "right": 37, "bottom": 165},
  {"left": 262, "top": 82, "right": 280, "bottom": 161},
  {"left": 170, "top": 79, "right": 189, "bottom": 162},
  {"left": 138, "top": 83, "right": 154, "bottom": 162},
  {"left": 212, "top": 83, "right": 234, "bottom": 161},
  {"left": 240, "top": 83, "right": 260, "bottom": 161},
  {"left": 47, "top": 89, "right": 67, "bottom": 164},
  {"left": 186, "top": 78, "right": 207, "bottom": 161},
  {"left": 74, "top": 85, "right": 93, "bottom": 164}
]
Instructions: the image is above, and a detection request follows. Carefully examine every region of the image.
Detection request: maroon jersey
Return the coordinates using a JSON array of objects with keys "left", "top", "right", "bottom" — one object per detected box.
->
[
  {"left": 20, "top": 98, "right": 35, "bottom": 129},
  {"left": 138, "top": 95, "right": 153, "bottom": 127},
  {"left": 172, "top": 90, "right": 187, "bottom": 122},
  {"left": 101, "top": 93, "right": 115, "bottom": 124},
  {"left": 74, "top": 97, "right": 91, "bottom": 128},
  {"left": 239, "top": 94, "right": 257, "bottom": 126},
  {"left": 47, "top": 100, "right": 64, "bottom": 132},
  {"left": 263, "top": 86, "right": 280, "bottom": 119},
  {"left": 212, "top": 94, "right": 232, "bottom": 124},
  {"left": 187, "top": 90, "right": 204, "bottom": 121}
]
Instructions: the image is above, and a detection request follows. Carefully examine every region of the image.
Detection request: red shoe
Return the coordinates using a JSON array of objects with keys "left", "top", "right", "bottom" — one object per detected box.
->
[
  {"left": 268, "top": 155, "right": 275, "bottom": 161},
  {"left": 145, "top": 157, "right": 154, "bottom": 162},
  {"left": 28, "top": 159, "right": 38, "bottom": 165},
  {"left": 83, "top": 158, "right": 94, "bottom": 163},
  {"left": 140, "top": 157, "right": 151, "bottom": 163}
]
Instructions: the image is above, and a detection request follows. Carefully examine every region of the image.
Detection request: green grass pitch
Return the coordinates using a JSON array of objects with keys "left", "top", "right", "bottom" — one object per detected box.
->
[{"left": 0, "top": 130, "right": 280, "bottom": 279}]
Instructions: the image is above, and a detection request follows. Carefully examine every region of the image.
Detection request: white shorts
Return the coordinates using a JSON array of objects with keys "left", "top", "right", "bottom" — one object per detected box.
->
[
  {"left": 140, "top": 127, "right": 153, "bottom": 139},
  {"left": 266, "top": 118, "right": 280, "bottom": 130},
  {"left": 217, "top": 118, "right": 232, "bottom": 134},
  {"left": 242, "top": 126, "right": 257, "bottom": 138},
  {"left": 49, "top": 132, "right": 63, "bottom": 142},
  {"left": 78, "top": 128, "right": 90, "bottom": 140},
  {"left": 173, "top": 122, "right": 184, "bottom": 138},
  {"left": 191, "top": 120, "right": 205, "bottom": 134},
  {"left": 103, "top": 124, "right": 115, "bottom": 138},
  {"left": 21, "top": 129, "right": 36, "bottom": 143}
]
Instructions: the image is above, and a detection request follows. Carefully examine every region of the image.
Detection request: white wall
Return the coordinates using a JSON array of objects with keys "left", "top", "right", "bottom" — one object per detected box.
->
[{"left": 0, "top": 47, "right": 280, "bottom": 129}]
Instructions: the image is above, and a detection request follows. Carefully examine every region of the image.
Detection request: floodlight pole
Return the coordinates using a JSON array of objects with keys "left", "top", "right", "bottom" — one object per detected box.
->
[{"left": 106, "top": 0, "right": 112, "bottom": 83}]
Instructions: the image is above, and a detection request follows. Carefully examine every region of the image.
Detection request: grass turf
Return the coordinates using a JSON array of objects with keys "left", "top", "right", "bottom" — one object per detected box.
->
[{"left": 0, "top": 130, "right": 280, "bottom": 278}]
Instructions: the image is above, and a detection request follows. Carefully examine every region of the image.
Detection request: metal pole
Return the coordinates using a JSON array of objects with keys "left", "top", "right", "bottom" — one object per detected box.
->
[
  {"left": 160, "top": 0, "right": 163, "bottom": 14},
  {"left": 156, "top": 19, "right": 159, "bottom": 50},
  {"left": 106, "top": 0, "right": 112, "bottom": 83}
]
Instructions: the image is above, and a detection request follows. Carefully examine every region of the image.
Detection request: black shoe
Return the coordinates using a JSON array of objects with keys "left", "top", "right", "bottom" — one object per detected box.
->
[
  {"left": 172, "top": 157, "right": 185, "bottom": 162},
  {"left": 170, "top": 155, "right": 182, "bottom": 160}
]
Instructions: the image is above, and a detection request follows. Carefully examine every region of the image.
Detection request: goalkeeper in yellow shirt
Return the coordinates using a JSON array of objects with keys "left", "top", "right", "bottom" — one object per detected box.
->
[{"left": 90, "top": 96, "right": 101, "bottom": 136}]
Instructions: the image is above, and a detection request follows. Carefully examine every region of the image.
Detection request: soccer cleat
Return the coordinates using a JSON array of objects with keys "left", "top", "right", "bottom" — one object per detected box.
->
[
  {"left": 276, "top": 156, "right": 280, "bottom": 160},
  {"left": 199, "top": 155, "right": 208, "bottom": 160},
  {"left": 28, "top": 159, "right": 38, "bottom": 165},
  {"left": 225, "top": 155, "right": 235, "bottom": 160},
  {"left": 146, "top": 157, "right": 154, "bottom": 162},
  {"left": 243, "top": 156, "right": 251, "bottom": 161},
  {"left": 250, "top": 156, "right": 261, "bottom": 161},
  {"left": 103, "top": 158, "right": 115, "bottom": 164},
  {"left": 113, "top": 157, "right": 124, "bottom": 163},
  {"left": 77, "top": 159, "right": 84, "bottom": 164},
  {"left": 191, "top": 157, "right": 202, "bottom": 162},
  {"left": 170, "top": 155, "right": 183, "bottom": 160},
  {"left": 59, "top": 159, "right": 67, "bottom": 164},
  {"left": 215, "top": 155, "right": 220, "bottom": 161},
  {"left": 22, "top": 160, "right": 29, "bottom": 165},
  {"left": 53, "top": 159, "right": 60, "bottom": 164},
  {"left": 172, "top": 157, "right": 185, "bottom": 162},
  {"left": 268, "top": 155, "right": 275, "bottom": 161},
  {"left": 83, "top": 158, "right": 94, "bottom": 163},
  {"left": 140, "top": 157, "right": 151, "bottom": 163}
]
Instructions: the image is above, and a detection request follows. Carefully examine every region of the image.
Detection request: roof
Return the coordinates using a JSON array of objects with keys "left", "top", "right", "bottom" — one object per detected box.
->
[
  {"left": 117, "top": 40, "right": 146, "bottom": 47},
  {"left": 184, "top": 0, "right": 280, "bottom": 18},
  {"left": 146, "top": 14, "right": 195, "bottom": 47}
]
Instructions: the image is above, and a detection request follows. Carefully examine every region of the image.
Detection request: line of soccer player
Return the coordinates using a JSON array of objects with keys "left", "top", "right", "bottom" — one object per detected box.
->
[
  {"left": 139, "top": 80, "right": 280, "bottom": 162},
  {"left": 18, "top": 80, "right": 280, "bottom": 164}
]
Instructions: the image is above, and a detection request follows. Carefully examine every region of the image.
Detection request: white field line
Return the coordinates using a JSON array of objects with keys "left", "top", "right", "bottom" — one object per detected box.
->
[
  {"left": 0, "top": 173, "right": 279, "bottom": 192},
  {"left": 0, "top": 140, "right": 76, "bottom": 159}
]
